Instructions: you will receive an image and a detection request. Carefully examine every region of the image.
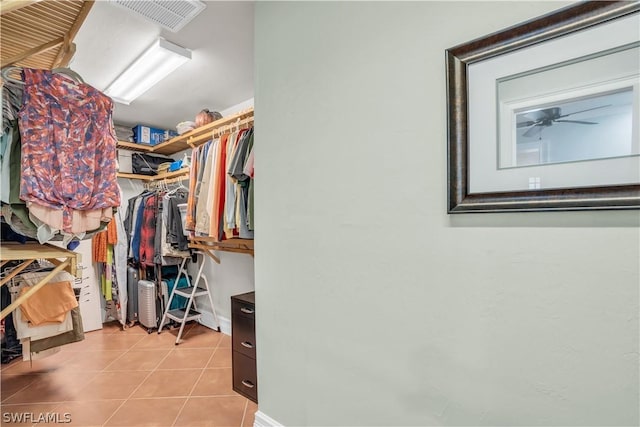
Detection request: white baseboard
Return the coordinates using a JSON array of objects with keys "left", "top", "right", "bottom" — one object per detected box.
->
[
  {"left": 198, "top": 312, "right": 231, "bottom": 336},
  {"left": 254, "top": 411, "right": 284, "bottom": 427}
]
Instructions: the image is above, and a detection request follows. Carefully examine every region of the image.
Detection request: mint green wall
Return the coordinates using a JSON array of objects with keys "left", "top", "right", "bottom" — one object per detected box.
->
[{"left": 254, "top": 2, "right": 639, "bottom": 425}]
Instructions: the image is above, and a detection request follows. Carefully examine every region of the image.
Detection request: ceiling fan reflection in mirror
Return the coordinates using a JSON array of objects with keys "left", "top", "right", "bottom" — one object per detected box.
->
[{"left": 517, "top": 104, "right": 611, "bottom": 138}]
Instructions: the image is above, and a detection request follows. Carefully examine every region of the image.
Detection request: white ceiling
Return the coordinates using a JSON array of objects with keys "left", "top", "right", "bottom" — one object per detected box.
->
[{"left": 71, "top": 1, "right": 254, "bottom": 130}]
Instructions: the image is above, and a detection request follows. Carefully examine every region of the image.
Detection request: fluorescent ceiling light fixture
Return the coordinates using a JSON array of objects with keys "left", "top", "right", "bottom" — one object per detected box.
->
[{"left": 105, "top": 38, "right": 191, "bottom": 105}]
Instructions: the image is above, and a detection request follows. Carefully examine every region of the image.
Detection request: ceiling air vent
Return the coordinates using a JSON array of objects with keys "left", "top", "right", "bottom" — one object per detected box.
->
[{"left": 109, "top": 0, "right": 206, "bottom": 32}]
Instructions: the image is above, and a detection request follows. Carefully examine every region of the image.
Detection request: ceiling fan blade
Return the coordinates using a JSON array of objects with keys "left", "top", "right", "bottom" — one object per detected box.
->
[
  {"left": 557, "top": 104, "right": 612, "bottom": 119},
  {"left": 526, "top": 109, "right": 555, "bottom": 121},
  {"left": 554, "top": 119, "right": 598, "bottom": 125},
  {"left": 517, "top": 120, "right": 538, "bottom": 128},
  {"left": 523, "top": 124, "right": 543, "bottom": 138}
]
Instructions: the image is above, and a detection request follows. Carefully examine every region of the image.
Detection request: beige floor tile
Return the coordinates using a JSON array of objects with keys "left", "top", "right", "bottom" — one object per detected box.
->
[
  {"left": 72, "top": 371, "right": 150, "bottom": 400},
  {"left": 207, "top": 347, "right": 232, "bottom": 368},
  {"left": 94, "top": 321, "right": 125, "bottom": 334},
  {"left": 82, "top": 333, "right": 147, "bottom": 351},
  {"left": 96, "top": 321, "right": 148, "bottom": 335},
  {"left": 60, "top": 333, "right": 105, "bottom": 352},
  {"left": 3, "top": 372, "right": 97, "bottom": 404},
  {"left": 56, "top": 350, "right": 123, "bottom": 372},
  {"left": 132, "top": 330, "right": 184, "bottom": 350},
  {"left": 104, "top": 397, "right": 186, "bottom": 426},
  {"left": 56, "top": 331, "right": 144, "bottom": 352},
  {"left": 104, "top": 349, "right": 171, "bottom": 371},
  {"left": 1, "top": 374, "right": 41, "bottom": 402},
  {"left": 190, "top": 368, "right": 233, "bottom": 397},
  {"left": 1, "top": 350, "right": 79, "bottom": 375},
  {"left": 123, "top": 324, "right": 157, "bottom": 334},
  {"left": 243, "top": 400, "right": 258, "bottom": 427},
  {"left": 157, "top": 348, "right": 214, "bottom": 370},
  {"left": 184, "top": 324, "right": 209, "bottom": 335},
  {"left": 217, "top": 334, "right": 232, "bottom": 349},
  {"left": 173, "top": 396, "right": 246, "bottom": 427},
  {"left": 179, "top": 327, "right": 222, "bottom": 349},
  {"left": 88, "top": 321, "right": 149, "bottom": 335},
  {"left": 45, "top": 400, "right": 125, "bottom": 426},
  {"left": 135, "top": 369, "right": 202, "bottom": 398},
  {"left": 0, "top": 329, "right": 242, "bottom": 427},
  {"left": 0, "top": 402, "right": 60, "bottom": 426}
]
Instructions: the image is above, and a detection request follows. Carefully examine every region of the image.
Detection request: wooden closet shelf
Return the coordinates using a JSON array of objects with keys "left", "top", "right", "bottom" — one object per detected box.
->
[
  {"left": 116, "top": 141, "right": 153, "bottom": 153},
  {"left": 116, "top": 108, "right": 254, "bottom": 156},
  {"left": 117, "top": 168, "right": 190, "bottom": 182},
  {"left": 189, "top": 237, "right": 254, "bottom": 257}
]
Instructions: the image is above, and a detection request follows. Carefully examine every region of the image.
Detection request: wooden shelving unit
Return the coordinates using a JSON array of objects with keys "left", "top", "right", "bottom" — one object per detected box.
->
[
  {"left": 117, "top": 108, "right": 255, "bottom": 256},
  {"left": 116, "top": 108, "right": 254, "bottom": 156},
  {"left": 0, "top": 242, "right": 79, "bottom": 320},
  {"left": 117, "top": 168, "right": 190, "bottom": 182},
  {"left": 115, "top": 140, "right": 152, "bottom": 153}
]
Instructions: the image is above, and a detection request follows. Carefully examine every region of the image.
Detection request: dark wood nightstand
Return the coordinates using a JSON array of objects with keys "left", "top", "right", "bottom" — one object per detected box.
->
[{"left": 231, "top": 291, "right": 257, "bottom": 403}]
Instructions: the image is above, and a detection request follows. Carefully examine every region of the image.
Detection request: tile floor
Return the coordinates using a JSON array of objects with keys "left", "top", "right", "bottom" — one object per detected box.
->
[{"left": 0, "top": 322, "right": 258, "bottom": 426}]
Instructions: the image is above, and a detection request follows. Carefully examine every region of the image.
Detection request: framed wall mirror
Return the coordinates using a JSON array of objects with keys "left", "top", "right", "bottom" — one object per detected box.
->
[{"left": 446, "top": 1, "right": 640, "bottom": 213}]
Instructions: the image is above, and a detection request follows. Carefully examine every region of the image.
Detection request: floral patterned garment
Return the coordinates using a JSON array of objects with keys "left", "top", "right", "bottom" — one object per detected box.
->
[{"left": 18, "top": 68, "right": 120, "bottom": 233}]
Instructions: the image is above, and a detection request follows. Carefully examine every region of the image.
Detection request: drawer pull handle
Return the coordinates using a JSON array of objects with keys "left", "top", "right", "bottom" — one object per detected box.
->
[
  {"left": 241, "top": 341, "right": 254, "bottom": 349},
  {"left": 240, "top": 307, "right": 255, "bottom": 314},
  {"left": 242, "top": 380, "right": 255, "bottom": 388}
]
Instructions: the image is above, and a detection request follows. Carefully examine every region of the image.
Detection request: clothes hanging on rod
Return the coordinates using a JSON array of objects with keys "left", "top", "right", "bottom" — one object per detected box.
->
[
  {"left": 116, "top": 184, "right": 191, "bottom": 327},
  {"left": 161, "top": 187, "right": 190, "bottom": 259},
  {"left": 124, "top": 185, "right": 190, "bottom": 267},
  {"left": 1, "top": 82, "right": 22, "bottom": 169},
  {"left": 0, "top": 67, "right": 119, "bottom": 246},
  {"left": 19, "top": 68, "right": 120, "bottom": 234},
  {"left": 112, "top": 201, "right": 129, "bottom": 328},
  {"left": 92, "top": 216, "right": 117, "bottom": 300},
  {"left": 1, "top": 83, "right": 22, "bottom": 127},
  {"left": 92, "top": 210, "right": 127, "bottom": 327},
  {"left": 186, "top": 126, "right": 254, "bottom": 241}
]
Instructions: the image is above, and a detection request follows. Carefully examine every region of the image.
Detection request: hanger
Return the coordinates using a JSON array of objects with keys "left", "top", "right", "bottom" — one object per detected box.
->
[
  {"left": 1, "top": 66, "right": 85, "bottom": 85},
  {"left": 1, "top": 66, "right": 23, "bottom": 86},
  {"left": 165, "top": 179, "right": 187, "bottom": 197},
  {"left": 52, "top": 67, "right": 85, "bottom": 84}
]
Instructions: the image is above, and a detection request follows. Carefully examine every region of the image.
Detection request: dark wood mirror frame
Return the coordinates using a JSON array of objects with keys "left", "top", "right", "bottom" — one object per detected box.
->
[{"left": 446, "top": 1, "right": 640, "bottom": 213}]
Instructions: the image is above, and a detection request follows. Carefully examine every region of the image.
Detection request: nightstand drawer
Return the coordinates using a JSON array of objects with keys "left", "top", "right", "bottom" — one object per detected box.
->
[
  {"left": 232, "top": 299, "right": 255, "bottom": 320},
  {"left": 232, "top": 314, "right": 256, "bottom": 359},
  {"left": 233, "top": 351, "right": 257, "bottom": 402}
]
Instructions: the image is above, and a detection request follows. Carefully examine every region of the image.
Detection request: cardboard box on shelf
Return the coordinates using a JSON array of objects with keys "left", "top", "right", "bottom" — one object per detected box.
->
[
  {"left": 132, "top": 125, "right": 178, "bottom": 146},
  {"left": 117, "top": 149, "right": 134, "bottom": 173}
]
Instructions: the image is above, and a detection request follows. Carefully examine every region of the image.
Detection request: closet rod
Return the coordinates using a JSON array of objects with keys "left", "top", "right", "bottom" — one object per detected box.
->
[
  {"left": 144, "top": 174, "right": 189, "bottom": 190},
  {"left": 181, "top": 115, "right": 254, "bottom": 148},
  {"left": 212, "top": 116, "right": 254, "bottom": 138},
  {"left": 151, "top": 108, "right": 253, "bottom": 154}
]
